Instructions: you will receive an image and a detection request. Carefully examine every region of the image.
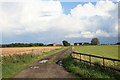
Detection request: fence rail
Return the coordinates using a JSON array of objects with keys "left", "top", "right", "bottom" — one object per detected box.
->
[{"left": 72, "top": 52, "right": 120, "bottom": 72}]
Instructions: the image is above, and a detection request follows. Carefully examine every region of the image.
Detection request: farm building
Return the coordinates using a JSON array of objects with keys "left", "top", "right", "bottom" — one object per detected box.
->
[
  {"left": 52, "top": 43, "right": 63, "bottom": 46},
  {"left": 74, "top": 42, "right": 89, "bottom": 46}
]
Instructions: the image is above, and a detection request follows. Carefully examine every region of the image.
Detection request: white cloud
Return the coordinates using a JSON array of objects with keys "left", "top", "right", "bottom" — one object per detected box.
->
[
  {"left": 63, "top": 1, "right": 118, "bottom": 38},
  {"left": 1, "top": 0, "right": 63, "bottom": 35},
  {"left": 0, "top": 0, "right": 118, "bottom": 39},
  {"left": 65, "top": 30, "right": 111, "bottom": 38}
]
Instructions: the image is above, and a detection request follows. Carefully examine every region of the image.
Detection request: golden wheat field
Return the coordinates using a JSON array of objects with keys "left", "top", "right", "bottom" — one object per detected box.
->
[{"left": 0, "top": 46, "right": 61, "bottom": 56}]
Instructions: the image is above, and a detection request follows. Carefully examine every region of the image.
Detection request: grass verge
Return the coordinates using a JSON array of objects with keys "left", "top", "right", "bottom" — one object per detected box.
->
[
  {"left": 62, "top": 51, "right": 120, "bottom": 79},
  {"left": 2, "top": 47, "right": 65, "bottom": 78}
]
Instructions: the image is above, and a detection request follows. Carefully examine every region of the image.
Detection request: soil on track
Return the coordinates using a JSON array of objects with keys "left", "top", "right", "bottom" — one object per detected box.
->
[{"left": 14, "top": 48, "right": 74, "bottom": 78}]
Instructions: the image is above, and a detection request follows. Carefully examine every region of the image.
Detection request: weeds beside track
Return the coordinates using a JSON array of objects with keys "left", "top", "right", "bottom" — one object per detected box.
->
[{"left": 62, "top": 51, "right": 120, "bottom": 79}]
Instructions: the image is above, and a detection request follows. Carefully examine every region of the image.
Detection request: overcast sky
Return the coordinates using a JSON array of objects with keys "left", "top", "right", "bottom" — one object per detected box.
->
[{"left": 0, "top": 0, "right": 119, "bottom": 44}]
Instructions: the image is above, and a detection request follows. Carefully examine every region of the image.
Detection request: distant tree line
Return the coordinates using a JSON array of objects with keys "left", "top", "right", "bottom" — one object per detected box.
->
[
  {"left": 1, "top": 43, "right": 44, "bottom": 48},
  {"left": 47, "top": 44, "right": 53, "bottom": 46}
]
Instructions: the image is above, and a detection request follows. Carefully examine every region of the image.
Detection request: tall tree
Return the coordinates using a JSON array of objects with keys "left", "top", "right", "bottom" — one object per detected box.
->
[
  {"left": 91, "top": 38, "right": 100, "bottom": 45},
  {"left": 116, "top": 42, "right": 120, "bottom": 45},
  {"left": 62, "top": 40, "right": 70, "bottom": 46}
]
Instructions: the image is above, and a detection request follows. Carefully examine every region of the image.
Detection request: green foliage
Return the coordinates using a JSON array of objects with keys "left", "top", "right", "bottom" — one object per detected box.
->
[
  {"left": 62, "top": 52, "right": 120, "bottom": 79},
  {"left": 1, "top": 43, "right": 44, "bottom": 48},
  {"left": 2, "top": 54, "right": 39, "bottom": 78},
  {"left": 116, "top": 42, "right": 120, "bottom": 45},
  {"left": 62, "top": 40, "right": 70, "bottom": 46},
  {"left": 47, "top": 44, "right": 53, "bottom": 46},
  {"left": 91, "top": 38, "right": 100, "bottom": 45},
  {"left": 55, "top": 44, "right": 62, "bottom": 46}
]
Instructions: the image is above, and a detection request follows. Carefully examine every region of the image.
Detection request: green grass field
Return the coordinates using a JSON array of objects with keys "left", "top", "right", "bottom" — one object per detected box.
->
[{"left": 74, "top": 45, "right": 119, "bottom": 59}]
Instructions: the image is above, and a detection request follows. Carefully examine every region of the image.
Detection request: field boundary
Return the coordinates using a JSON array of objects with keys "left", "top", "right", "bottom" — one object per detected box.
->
[{"left": 72, "top": 52, "right": 120, "bottom": 72}]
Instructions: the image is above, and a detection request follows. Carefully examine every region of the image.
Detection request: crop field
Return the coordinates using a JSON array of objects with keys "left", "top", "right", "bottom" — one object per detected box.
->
[
  {"left": 1, "top": 46, "right": 61, "bottom": 56},
  {"left": 74, "top": 45, "right": 119, "bottom": 59}
]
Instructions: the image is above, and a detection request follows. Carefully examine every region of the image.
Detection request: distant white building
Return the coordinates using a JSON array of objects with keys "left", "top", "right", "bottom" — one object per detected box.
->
[
  {"left": 52, "top": 43, "right": 63, "bottom": 46},
  {"left": 74, "top": 42, "right": 89, "bottom": 46}
]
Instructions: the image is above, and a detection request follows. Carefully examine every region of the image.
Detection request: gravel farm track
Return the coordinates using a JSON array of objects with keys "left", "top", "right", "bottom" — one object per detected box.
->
[{"left": 14, "top": 48, "right": 74, "bottom": 78}]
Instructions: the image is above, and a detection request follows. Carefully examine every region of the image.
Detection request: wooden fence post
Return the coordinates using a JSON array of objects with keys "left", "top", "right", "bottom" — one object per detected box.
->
[
  {"left": 71, "top": 51, "right": 73, "bottom": 58},
  {"left": 71, "top": 46, "right": 72, "bottom": 53},
  {"left": 113, "top": 61, "right": 115, "bottom": 67},
  {"left": 89, "top": 56, "right": 91, "bottom": 65},
  {"left": 103, "top": 57, "right": 105, "bottom": 67},
  {"left": 80, "top": 54, "right": 81, "bottom": 61},
  {"left": 71, "top": 53, "right": 72, "bottom": 58},
  {"left": 32, "top": 49, "right": 34, "bottom": 55}
]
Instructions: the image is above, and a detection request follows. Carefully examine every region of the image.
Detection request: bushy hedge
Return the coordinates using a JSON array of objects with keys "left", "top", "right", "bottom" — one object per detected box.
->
[
  {"left": 62, "top": 40, "right": 70, "bottom": 46},
  {"left": 1, "top": 43, "right": 44, "bottom": 48}
]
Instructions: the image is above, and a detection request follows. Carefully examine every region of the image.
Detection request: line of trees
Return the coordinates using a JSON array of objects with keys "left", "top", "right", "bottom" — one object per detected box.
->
[
  {"left": 1, "top": 43, "right": 44, "bottom": 48},
  {"left": 61, "top": 38, "right": 100, "bottom": 46},
  {"left": 1, "top": 38, "right": 118, "bottom": 48}
]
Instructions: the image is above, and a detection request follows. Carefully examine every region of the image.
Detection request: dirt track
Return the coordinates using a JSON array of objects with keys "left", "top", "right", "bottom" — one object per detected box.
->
[{"left": 14, "top": 48, "right": 74, "bottom": 78}]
